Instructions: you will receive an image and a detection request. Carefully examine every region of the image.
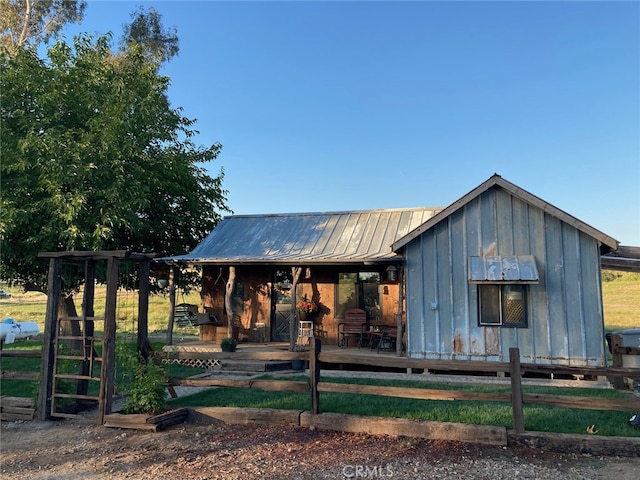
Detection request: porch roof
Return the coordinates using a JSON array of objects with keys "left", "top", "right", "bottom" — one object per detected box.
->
[{"left": 164, "top": 208, "right": 442, "bottom": 266}]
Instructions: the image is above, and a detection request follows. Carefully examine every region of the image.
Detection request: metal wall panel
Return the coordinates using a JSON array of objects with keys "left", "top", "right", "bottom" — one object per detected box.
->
[{"left": 405, "top": 186, "right": 606, "bottom": 366}]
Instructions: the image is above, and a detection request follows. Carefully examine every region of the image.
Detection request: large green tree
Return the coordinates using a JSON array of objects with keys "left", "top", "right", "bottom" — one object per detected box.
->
[{"left": 0, "top": 33, "right": 229, "bottom": 293}]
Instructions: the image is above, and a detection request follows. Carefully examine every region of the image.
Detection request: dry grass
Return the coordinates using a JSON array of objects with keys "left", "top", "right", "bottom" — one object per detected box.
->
[
  {"left": 2, "top": 271, "right": 639, "bottom": 334},
  {"left": 0, "top": 286, "right": 201, "bottom": 334},
  {"left": 602, "top": 271, "right": 640, "bottom": 332}
]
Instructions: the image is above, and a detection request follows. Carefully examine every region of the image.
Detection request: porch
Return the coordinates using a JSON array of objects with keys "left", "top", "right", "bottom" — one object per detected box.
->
[{"left": 160, "top": 340, "right": 404, "bottom": 374}]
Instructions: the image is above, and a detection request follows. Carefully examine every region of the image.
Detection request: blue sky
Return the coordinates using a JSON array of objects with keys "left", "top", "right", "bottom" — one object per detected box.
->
[{"left": 60, "top": 1, "right": 639, "bottom": 245}]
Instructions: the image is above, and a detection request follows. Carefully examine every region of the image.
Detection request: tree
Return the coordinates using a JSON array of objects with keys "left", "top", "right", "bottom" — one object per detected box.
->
[
  {"left": 119, "top": 5, "right": 179, "bottom": 63},
  {"left": 0, "top": 34, "right": 230, "bottom": 294},
  {"left": 0, "top": 0, "right": 86, "bottom": 53}
]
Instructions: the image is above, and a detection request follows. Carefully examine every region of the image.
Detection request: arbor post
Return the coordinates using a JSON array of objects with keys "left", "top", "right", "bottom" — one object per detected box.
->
[{"left": 37, "top": 258, "right": 62, "bottom": 421}]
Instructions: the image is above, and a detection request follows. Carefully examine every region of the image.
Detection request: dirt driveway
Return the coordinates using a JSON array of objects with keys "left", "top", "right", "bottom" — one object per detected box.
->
[{"left": 2, "top": 418, "right": 640, "bottom": 480}]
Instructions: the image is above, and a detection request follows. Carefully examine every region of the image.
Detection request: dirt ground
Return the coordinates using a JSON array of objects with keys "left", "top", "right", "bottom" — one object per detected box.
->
[{"left": 2, "top": 417, "right": 640, "bottom": 480}]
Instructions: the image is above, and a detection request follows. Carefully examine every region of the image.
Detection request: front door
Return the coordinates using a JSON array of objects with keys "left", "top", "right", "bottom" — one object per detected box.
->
[{"left": 272, "top": 270, "right": 293, "bottom": 342}]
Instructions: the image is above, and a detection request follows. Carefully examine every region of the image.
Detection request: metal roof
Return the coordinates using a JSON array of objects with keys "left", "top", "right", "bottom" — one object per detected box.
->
[{"left": 166, "top": 208, "right": 442, "bottom": 265}]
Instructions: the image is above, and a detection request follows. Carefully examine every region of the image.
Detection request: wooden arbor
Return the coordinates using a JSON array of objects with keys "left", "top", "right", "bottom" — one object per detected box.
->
[{"left": 37, "top": 250, "right": 155, "bottom": 425}]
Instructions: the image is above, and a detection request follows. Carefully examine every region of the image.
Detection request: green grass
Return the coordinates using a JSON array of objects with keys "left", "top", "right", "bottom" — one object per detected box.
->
[
  {"left": 0, "top": 339, "right": 204, "bottom": 406},
  {"left": 168, "top": 375, "right": 640, "bottom": 437},
  {"left": 1, "top": 274, "right": 638, "bottom": 436}
]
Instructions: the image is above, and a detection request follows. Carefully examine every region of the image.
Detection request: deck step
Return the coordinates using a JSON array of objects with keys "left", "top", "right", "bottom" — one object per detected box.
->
[{"left": 216, "top": 360, "right": 292, "bottom": 373}]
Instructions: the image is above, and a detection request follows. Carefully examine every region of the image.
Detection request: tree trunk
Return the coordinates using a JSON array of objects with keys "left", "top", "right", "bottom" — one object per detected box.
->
[
  {"left": 225, "top": 266, "right": 236, "bottom": 338},
  {"left": 59, "top": 294, "right": 82, "bottom": 352},
  {"left": 166, "top": 266, "right": 176, "bottom": 345},
  {"left": 289, "top": 267, "right": 302, "bottom": 351}
]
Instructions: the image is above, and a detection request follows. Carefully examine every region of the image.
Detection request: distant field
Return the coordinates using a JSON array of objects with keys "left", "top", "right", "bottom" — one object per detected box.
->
[
  {"left": 1, "top": 270, "right": 638, "bottom": 334},
  {"left": 0, "top": 286, "right": 201, "bottom": 335},
  {"left": 602, "top": 271, "right": 640, "bottom": 332}
]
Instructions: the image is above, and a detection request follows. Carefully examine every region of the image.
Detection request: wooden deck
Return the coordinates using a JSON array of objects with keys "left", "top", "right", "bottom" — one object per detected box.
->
[{"left": 159, "top": 341, "right": 616, "bottom": 388}]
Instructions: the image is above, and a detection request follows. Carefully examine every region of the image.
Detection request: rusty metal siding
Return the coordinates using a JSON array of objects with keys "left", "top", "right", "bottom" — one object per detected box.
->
[{"left": 405, "top": 186, "right": 606, "bottom": 366}]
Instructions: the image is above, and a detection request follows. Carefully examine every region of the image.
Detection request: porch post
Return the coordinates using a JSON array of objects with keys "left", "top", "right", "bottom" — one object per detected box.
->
[
  {"left": 289, "top": 266, "right": 302, "bottom": 351},
  {"left": 225, "top": 266, "right": 236, "bottom": 338},
  {"left": 396, "top": 264, "right": 404, "bottom": 356}
]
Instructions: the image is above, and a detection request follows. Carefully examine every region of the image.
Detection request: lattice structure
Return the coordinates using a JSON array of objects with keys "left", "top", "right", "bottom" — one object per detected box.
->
[
  {"left": 505, "top": 298, "right": 524, "bottom": 324},
  {"left": 161, "top": 357, "right": 221, "bottom": 370}
]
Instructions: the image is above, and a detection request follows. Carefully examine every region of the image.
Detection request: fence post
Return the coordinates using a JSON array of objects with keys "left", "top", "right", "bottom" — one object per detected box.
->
[
  {"left": 509, "top": 347, "right": 525, "bottom": 434},
  {"left": 609, "top": 334, "right": 626, "bottom": 390},
  {"left": 310, "top": 338, "right": 321, "bottom": 414}
]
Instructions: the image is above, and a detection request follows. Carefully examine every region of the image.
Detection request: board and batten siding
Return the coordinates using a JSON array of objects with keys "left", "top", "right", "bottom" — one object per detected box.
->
[{"left": 405, "top": 187, "right": 606, "bottom": 366}]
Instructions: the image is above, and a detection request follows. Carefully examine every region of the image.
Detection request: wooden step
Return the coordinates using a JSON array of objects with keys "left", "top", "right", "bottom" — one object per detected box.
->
[{"left": 218, "top": 360, "right": 292, "bottom": 373}]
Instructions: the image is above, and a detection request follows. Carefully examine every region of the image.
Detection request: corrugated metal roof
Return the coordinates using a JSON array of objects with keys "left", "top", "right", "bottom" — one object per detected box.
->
[{"left": 168, "top": 208, "right": 442, "bottom": 265}]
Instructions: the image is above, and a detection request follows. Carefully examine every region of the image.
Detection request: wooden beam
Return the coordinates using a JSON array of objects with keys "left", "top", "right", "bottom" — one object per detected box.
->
[
  {"left": 300, "top": 412, "right": 507, "bottom": 446},
  {"left": 37, "top": 258, "right": 62, "bottom": 421},
  {"left": 98, "top": 256, "right": 120, "bottom": 425},
  {"left": 318, "top": 382, "right": 511, "bottom": 403},
  {"left": 190, "top": 407, "right": 303, "bottom": 426},
  {"left": 137, "top": 258, "right": 151, "bottom": 358},
  {"left": 509, "top": 431, "right": 640, "bottom": 457}
]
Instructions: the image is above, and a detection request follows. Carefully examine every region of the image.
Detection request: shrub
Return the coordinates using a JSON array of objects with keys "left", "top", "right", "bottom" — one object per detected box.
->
[
  {"left": 220, "top": 337, "right": 237, "bottom": 352},
  {"left": 116, "top": 345, "right": 168, "bottom": 415}
]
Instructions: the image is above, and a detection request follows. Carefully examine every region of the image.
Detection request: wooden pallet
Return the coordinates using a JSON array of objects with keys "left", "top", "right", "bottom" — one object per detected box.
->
[
  {"left": 103, "top": 407, "right": 189, "bottom": 431},
  {"left": 0, "top": 396, "right": 36, "bottom": 421}
]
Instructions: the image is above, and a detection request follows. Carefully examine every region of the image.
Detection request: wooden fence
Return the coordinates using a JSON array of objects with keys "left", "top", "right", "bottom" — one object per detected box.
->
[
  {"left": 3, "top": 341, "right": 640, "bottom": 434},
  {"left": 162, "top": 339, "right": 640, "bottom": 435},
  {"left": 0, "top": 349, "right": 40, "bottom": 421}
]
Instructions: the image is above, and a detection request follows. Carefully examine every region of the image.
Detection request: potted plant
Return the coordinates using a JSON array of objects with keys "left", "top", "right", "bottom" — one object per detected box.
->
[
  {"left": 220, "top": 336, "right": 237, "bottom": 352},
  {"left": 296, "top": 295, "right": 318, "bottom": 321}
]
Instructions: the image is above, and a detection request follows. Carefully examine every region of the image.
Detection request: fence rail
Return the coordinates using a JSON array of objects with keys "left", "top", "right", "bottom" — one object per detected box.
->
[
  {"left": 0, "top": 349, "right": 41, "bottom": 421},
  {"left": 3, "top": 343, "right": 640, "bottom": 435},
  {"left": 165, "top": 339, "right": 640, "bottom": 435}
]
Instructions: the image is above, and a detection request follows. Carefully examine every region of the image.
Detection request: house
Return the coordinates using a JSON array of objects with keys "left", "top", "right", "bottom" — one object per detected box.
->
[
  {"left": 391, "top": 174, "right": 619, "bottom": 366},
  {"left": 166, "top": 208, "right": 442, "bottom": 345}
]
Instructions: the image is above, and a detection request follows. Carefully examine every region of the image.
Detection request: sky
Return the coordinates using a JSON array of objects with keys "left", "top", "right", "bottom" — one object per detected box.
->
[{"left": 59, "top": 1, "right": 639, "bottom": 246}]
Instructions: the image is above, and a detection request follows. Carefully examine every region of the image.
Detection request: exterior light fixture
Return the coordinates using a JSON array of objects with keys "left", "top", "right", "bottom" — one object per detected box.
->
[{"left": 386, "top": 265, "right": 398, "bottom": 282}]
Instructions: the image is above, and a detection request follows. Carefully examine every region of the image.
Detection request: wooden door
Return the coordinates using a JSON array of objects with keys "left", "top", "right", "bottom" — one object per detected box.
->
[{"left": 272, "top": 271, "right": 293, "bottom": 342}]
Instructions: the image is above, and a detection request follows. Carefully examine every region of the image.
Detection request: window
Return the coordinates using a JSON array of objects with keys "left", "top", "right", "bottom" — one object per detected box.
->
[
  {"left": 335, "top": 271, "right": 382, "bottom": 320},
  {"left": 478, "top": 284, "right": 527, "bottom": 327}
]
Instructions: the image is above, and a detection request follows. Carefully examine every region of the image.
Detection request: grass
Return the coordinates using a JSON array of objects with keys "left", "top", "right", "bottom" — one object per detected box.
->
[
  {"left": 2, "top": 270, "right": 638, "bottom": 333},
  {"left": 1, "top": 273, "right": 638, "bottom": 435},
  {"left": 602, "top": 271, "right": 640, "bottom": 331},
  {"left": 0, "top": 285, "right": 202, "bottom": 335},
  {"left": 167, "top": 375, "right": 640, "bottom": 437}
]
